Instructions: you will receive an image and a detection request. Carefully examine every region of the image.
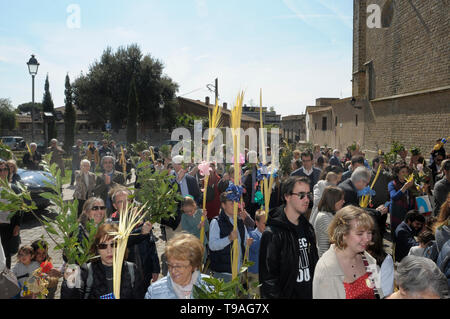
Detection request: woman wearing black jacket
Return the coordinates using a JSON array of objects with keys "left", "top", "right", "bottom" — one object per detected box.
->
[{"left": 61, "top": 223, "right": 145, "bottom": 299}]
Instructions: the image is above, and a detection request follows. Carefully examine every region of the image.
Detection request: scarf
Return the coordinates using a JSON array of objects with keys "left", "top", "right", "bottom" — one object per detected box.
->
[{"left": 172, "top": 270, "right": 200, "bottom": 299}]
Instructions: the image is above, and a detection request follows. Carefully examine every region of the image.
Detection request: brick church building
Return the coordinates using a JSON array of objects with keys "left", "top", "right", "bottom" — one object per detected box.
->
[{"left": 307, "top": 0, "right": 449, "bottom": 157}]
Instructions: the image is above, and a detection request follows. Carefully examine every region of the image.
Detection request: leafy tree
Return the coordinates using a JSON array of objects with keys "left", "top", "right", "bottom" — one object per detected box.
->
[
  {"left": 42, "top": 75, "right": 56, "bottom": 143},
  {"left": 0, "top": 98, "right": 17, "bottom": 130},
  {"left": 126, "top": 77, "right": 139, "bottom": 144},
  {"left": 64, "top": 74, "right": 76, "bottom": 153},
  {"left": 175, "top": 113, "right": 207, "bottom": 129},
  {"left": 15, "top": 102, "right": 43, "bottom": 114},
  {"left": 73, "top": 44, "right": 179, "bottom": 133}
]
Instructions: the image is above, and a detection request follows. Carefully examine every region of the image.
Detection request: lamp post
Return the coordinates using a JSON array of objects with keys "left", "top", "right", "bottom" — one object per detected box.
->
[
  {"left": 159, "top": 99, "right": 165, "bottom": 144},
  {"left": 27, "top": 55, "right": 40, "bottom": 142}
]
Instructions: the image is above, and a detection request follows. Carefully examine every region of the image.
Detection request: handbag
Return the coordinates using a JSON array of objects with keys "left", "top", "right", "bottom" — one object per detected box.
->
[{"left": 0, "top": 268, "right": 20, "bottom": 299}]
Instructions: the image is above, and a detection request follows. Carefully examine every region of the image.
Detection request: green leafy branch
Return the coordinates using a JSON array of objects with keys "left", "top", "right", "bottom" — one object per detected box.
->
[
  {"left": 133, "top": 161, "right": 183, "bottom": 224},
  {"left": 39, "top": 153, "right": 98, "bottom": 265},
  {"left": 193, "top": 262, "right": 260, "bottom": 299}
]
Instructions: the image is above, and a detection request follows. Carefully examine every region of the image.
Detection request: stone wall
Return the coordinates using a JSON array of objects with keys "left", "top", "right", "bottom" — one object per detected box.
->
[
  {"left": 364, "top": 88, "right": 450, "bottom": 156},
  {"left": 362, "top": 0, "right": 449, "bottom": 98}
]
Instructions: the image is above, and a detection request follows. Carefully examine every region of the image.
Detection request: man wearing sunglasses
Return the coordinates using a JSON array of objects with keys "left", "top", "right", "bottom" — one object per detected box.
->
[{"left": 259, "top": 176, "right": 319, "bottom": 299}]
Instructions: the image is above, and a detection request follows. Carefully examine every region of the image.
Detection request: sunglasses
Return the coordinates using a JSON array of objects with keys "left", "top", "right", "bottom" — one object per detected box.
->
[
  {"left": 291, "top": 192, "right": 312, "bottom": 200},
  {"left": 0, "top": 168, "right": 9, "bottom": 172},
  {"left": 91, "top": 206, "right": 107, "bottom": 211},
  {"left": 97, "top": 242, "right": 117, "bottom": 250}
]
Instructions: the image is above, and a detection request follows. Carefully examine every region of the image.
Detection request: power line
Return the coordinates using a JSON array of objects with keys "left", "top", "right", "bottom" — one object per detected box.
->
[{"left": 179, "top": 87, "right": 206, "bottom": 97}]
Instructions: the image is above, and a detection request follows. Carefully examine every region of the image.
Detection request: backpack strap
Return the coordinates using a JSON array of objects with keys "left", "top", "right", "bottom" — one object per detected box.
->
[{"left": 84, "top": 263, "right": 93, "bottom": 299}]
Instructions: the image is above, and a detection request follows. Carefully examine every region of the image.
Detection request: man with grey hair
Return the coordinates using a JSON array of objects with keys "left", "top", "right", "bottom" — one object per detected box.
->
[
  {"left": 338, "top": 166, "right": 371, "bottom": 207},
  {"left": 22, "top": 142, "right": 42, "bottom": 170},
  {"left": 387, "top": 255, "right": 448, "bottom": 299},
  {"left": 94, "top": 155, "right": 125, "bottom": 217}
]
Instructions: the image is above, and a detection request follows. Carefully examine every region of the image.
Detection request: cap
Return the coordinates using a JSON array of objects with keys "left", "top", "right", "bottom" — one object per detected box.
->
[{"left": 172, "top": 155, "right": 184, "bottom": 164}]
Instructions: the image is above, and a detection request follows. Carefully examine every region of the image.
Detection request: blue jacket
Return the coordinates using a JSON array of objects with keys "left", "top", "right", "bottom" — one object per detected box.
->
[
  {"left": 248, "top": 228, "right": 262, "bottom": 274},
  {"left": 144, "top": 271, "right": 210, "bottom": 299},
  {"left": 328, "top": 155, "right": 342, "bottom": 168}
]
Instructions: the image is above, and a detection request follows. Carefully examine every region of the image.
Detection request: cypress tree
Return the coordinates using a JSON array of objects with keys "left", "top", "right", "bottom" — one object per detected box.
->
[
  {"left": 42, "top": 74, "right": 56, "bottom": 143},
  {"left": 64, "top": 74, "right": 76, "bottom": 152},
  {"left": 126, "top": 77, "right": 139, "bottom": 144}
]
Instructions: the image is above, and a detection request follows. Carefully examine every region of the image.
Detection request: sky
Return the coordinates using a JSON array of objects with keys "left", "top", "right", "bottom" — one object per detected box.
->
[{"left": 0, "top": 0, "right": 354, "bottom": 117}]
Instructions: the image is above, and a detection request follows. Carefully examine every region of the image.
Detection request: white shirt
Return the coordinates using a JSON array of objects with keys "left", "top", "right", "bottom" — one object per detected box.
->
[
  {"left": 302, "top": 167, "right": 314, "bottom": 176},
  {"left": 83, "top": 172, "right": 89, "bottom": 187}
]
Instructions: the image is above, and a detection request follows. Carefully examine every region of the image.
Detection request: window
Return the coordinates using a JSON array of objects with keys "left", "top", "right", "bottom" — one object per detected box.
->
[
  {"left": 322, "top": 117, "right": 327, "bottom": 131},
  {"left": 355, "top": 114, "right": 358, "bottom": 127},
  {"left": 314, "top": 123, "right": 317, "bottom": 130},
  {"left": 335, "top": 116, "right": 338, "bottom": 127}
]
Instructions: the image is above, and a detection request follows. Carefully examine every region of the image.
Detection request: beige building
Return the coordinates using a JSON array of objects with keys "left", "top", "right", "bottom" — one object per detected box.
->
[{"left": 281, "top": 114, "right": 306, "bottom": 144}]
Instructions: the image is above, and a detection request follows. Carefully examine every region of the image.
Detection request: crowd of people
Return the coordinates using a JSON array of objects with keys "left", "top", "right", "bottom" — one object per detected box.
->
[{"left": 1, "top": 138, "right": 449, "bottom": 300}]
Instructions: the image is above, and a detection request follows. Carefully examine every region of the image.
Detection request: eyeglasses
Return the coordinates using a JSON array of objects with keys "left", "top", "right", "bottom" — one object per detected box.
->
[
  {"left": 91, "top": 206, "right": 107, "bottom": 211},
  {"left": 167, "top": 263, "right": 190, "bottom": 271},
  {"left": 97, "top": 242, "right": 117, "bottom": 250},
  {"left": 0, "top": 168, "right": 9, "bottom": 172},
  {"left": 291, "top": 192, "right": 312, "bottom": 200}
]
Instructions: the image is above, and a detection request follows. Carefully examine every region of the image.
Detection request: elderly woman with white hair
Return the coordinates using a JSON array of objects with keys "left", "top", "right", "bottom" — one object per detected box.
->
[
  {"left": 73, "top": 159, "right": 98, "bottom": 216},
  {"left": 387, "top": 255, "right": 448, "bottom": 299}
]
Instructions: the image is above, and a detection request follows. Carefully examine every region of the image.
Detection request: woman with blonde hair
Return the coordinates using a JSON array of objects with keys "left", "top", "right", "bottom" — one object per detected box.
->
[
  {"left": 145, "top": 233, "right": 210, "bottom": 299},
  {"left": 313, "top": 205, "right": 383, "bottom": 299},
  {"left": 6, "top": 159, "right": 20, "bottom": 184}
]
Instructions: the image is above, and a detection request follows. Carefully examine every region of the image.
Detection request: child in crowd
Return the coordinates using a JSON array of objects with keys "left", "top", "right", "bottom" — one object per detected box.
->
[
  {"left": 325, "top": 171, "right": 339, "bottom": 186},
  {"left": 31, "top": 239, "right": 62, "bottom": 299},
  {"left": 12, "top": 245, "right": 40, "bottom": 298},
  {"left": 180, "top": 195, "right": 209, "bottom": 245},
  {"left": 408, "top": 230, "right": 435, "bottom": 257},
  {"left": 248, "top": 209, "right": 266, "bottom": 296}
]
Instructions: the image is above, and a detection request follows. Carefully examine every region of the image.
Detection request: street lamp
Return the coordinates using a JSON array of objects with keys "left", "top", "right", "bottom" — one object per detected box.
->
[{"left": 27, "top": 54, "right": 40, "bottom": 142}]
